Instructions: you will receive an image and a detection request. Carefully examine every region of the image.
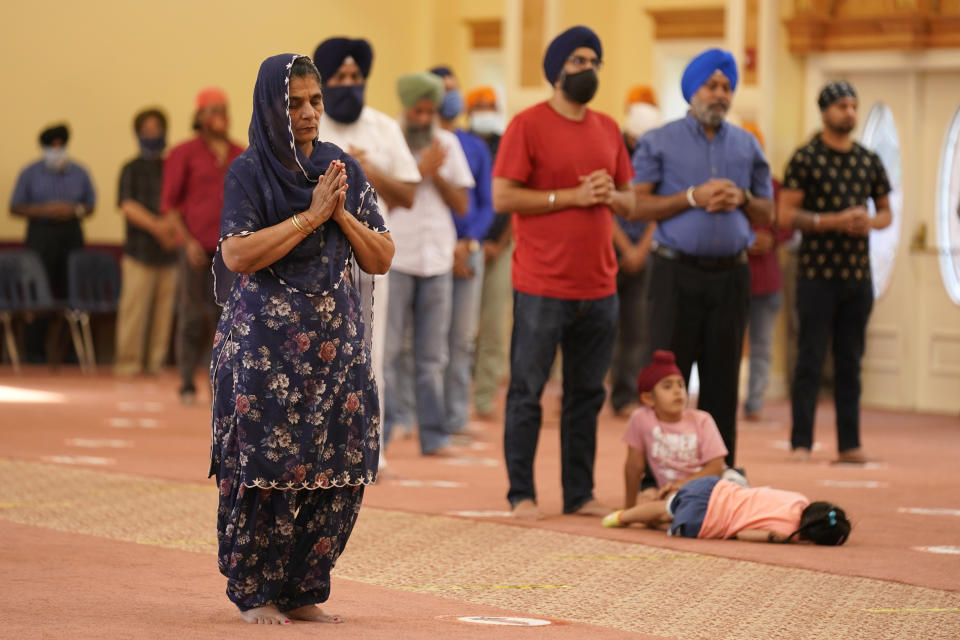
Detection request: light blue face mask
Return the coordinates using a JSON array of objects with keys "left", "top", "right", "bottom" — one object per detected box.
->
[
  {"left": 42, "top": 146, "right": 68, "bottom": 170},
  {"left": 439, "top": 89, "right": 464, "bottom": 121}
]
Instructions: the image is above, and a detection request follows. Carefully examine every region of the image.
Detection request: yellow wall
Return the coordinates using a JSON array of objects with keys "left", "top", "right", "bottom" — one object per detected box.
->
[{"left": 0, "top": 0, "right": 438, "bottom": 244}]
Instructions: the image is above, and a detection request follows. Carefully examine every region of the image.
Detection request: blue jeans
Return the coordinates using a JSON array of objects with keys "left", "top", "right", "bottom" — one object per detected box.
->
[
  {"left": 504, "top": 291, "right": 618, "bottom": 512},
  {"left": 668, "top": 476, "right": 719, "bottom": 538},
  {"left": 383, "top": 270, "right": 452, "bottom": 454},
  {"left": 445, "top": 248, "right": 485, "bottom": 433},
  {"left": 744, "top": 291, "right": 783, "bottom": 415}
]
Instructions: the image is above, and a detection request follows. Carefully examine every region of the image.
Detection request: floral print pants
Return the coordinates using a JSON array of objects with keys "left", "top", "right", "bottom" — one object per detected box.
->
[{"left": 217, "top": 478, "right": 364, "bottom": 611}]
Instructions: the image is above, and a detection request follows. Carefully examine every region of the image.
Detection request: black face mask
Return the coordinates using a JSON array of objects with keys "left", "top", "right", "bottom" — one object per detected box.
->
[
  {"left": 322, "top": 84, "right": 365, "bottom": 124},
  {"left": 561, "top": 69, "right": 598, "bottom": 104}
]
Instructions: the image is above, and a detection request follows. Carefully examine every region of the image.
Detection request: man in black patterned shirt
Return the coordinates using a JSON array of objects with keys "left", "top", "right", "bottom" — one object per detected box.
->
[{"left": 778, "top": 81, "right": 892, "bottom": 465}]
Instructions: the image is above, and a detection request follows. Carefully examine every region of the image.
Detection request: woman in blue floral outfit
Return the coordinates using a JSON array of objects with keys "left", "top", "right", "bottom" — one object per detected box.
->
[{"left": 209, "top": 53, "right": 393, "bottom": 625}]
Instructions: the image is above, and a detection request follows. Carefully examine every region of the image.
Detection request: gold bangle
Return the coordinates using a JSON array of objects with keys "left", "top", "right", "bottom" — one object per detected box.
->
[{"left": 291, "top": 213, "right": 311, "bottom": 236}]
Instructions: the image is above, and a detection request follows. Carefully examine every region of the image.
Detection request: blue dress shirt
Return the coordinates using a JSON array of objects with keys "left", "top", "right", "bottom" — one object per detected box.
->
[
  {"left": 453, "top": 129, "right": 495, "bottom": 241},
  {"left": 632, "top": 113, "right": 772, "bottom": 257},
  {"left": 11, "top": 160, "right": 96, "bottom": 212}
]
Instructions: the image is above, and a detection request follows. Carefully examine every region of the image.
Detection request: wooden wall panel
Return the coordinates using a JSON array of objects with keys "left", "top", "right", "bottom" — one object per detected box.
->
[
  {"left": 521, "top": 0, "right": 545, "bottom": 88},
  {"left": 646, "top": 8, "right": 725, "bottom": 40},
  {"left": 467, "top": 19, "right": 502, "bottom": 49}
]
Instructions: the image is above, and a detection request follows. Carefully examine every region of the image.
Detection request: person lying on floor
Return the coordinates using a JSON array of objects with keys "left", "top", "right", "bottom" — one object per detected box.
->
[
  {"left": 602, "top": 475, "right": 851, "bottom": 545},
  {"left": 620, "top": 350, "right": 747, "bottom": 513}
]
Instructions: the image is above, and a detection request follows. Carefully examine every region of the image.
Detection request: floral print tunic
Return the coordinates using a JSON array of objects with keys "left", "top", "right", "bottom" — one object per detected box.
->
[{"left": 210, "top": 174, "right": 386, "bottom": 492}]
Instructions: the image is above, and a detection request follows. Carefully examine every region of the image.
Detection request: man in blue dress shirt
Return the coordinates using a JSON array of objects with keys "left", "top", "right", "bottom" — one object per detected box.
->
[
  {"left": 632, "top": 49, "right": 773, "bottom": 467},
  {"left": 10, "top": 123, "right": 96, "bottom": 362}
]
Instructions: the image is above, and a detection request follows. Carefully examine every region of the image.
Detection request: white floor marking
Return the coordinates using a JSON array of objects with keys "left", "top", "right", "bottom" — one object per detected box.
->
[
  {"left": 820, "top": 480, "right": 888, "bottom": 489},
  {"left": 445, "top": 510, "right": 513, "bottom": 518},
  {"left": 42, "top": 455, "right": 116, "bottom": 466},
  {"left": 913, "top": 546, "right": 960, "bottom": 555},
  {"left": 65, "top": 438, "right": 133, "bottom": 449},
  {"left": 899, "top": 507, "right": 960, "bottom": 517},
  {"left": 442, "top": 457, "right": 499, "bottom": 467},
  {"left": 395, "top": 479, "right": 464, "bottom": 488},
  {"left": 833, "top": 461, "right": 888, "bottom": 470},
  {"left": 116, "top": 401, "right": 164, "bottom": 412},
  {"left": 456, "top": 616, "right": 551, "bottom": 627},
  {"left": 107, "top": 417, "right": 161, "bottom": 429},
  {"left": 0, "top": 385, "right": 65, "bottom": 404}
]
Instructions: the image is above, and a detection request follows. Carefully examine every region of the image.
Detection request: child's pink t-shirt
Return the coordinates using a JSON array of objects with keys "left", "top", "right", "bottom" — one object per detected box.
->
[
  {"left": 698, "top": 479, "right": 810, "bottom": 539},
  {"left": 622, "top": 407, "right": 729, "bottom": 488}
]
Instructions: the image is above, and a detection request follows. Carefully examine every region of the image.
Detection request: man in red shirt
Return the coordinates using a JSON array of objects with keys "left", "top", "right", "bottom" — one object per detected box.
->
[
  {"left": 161, "top": 87, "right": 243, "bottom": 404},
  {"left": 492, "top": 25, "right": 635, "bottom": 520}
]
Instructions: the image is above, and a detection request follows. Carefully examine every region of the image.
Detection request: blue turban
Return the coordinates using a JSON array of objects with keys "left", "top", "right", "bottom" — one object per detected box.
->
[
  {"left": 542, "top": 25, "right": 602, "bottom": 85},
  {"left": 680, "top": 48, "right": 738, "bottom": 103},
  {"left": 313, "top": 37, "right": 374, "bottom": 84},
  {"left": 429, "top": 65, "right": 453, "bottom": 78}
]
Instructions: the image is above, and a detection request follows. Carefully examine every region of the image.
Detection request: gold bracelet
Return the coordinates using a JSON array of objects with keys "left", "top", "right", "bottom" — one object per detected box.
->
[{"left": 290, "top": 213, "right": 311, "bottom": 236}]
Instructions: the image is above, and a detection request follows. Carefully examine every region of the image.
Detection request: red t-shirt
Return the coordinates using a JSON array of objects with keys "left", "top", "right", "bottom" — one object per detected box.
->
[
  {"left": 748, "top": 179, "right": 794, "bottom": 296},
  {"left": 161, "top": 136, "right": 244, "bottom": 253},
  {"left": 494, "top": 102, "right": 633, "bottom": 299}
]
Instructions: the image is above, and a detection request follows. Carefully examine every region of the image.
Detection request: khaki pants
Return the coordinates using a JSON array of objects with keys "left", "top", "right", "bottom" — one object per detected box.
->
[
  {"left": 114, "top": 255, "right": 177, "bottom": 375},
  {"left": 472, "top": 241, "right": 513, "bottom": 415}
]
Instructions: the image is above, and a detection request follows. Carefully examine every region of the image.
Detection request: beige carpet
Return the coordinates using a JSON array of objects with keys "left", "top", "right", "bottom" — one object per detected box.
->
[{"left": 2, "top": 459, "right": 958, "bottom": 640}]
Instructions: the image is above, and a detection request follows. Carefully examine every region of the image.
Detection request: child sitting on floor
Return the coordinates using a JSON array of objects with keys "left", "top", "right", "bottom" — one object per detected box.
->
[
  {"left": 620, "top": 350, "right": 740, "bottom": 512},
  {"left": 602, "top": 475, "right": 851, "bottom": 545}
]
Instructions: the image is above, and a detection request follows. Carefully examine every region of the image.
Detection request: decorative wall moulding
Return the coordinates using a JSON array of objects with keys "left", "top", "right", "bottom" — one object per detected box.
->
[{"left": 785, "top": 2, "right": 960, "bottom": 53}]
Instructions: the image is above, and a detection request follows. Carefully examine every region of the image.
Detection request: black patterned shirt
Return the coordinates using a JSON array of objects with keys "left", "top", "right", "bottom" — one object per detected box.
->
[{"left": 783, "top": 135, "right": 891, "bottom": 282}]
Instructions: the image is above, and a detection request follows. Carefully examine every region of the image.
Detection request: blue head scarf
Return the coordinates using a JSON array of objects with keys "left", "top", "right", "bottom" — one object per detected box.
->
[
  {"left": 542, "top": 26, "right": 602, "bottom": 85},
  {"left": 213, "top": 53, "right": 371, "bottom": 305},
  {"left": 681, "top": 48, "right": 738, "bottom": 103}
]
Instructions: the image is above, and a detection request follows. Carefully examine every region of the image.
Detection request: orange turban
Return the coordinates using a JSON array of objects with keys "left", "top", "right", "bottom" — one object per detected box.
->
[
  {"left": 196, "top": 87, "right": 228, "bottom": 111},
  {"left": 741, "top": 121, "right": 764, "bottom": 149},
  {"left": 465, "top": 86, "right": 497, "bottom": 110},
  {"left": 625, "top": 85, "right": 658, "bottom": 108}
]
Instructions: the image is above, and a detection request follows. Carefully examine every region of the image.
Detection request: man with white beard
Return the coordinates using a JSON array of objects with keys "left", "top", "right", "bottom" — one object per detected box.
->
[{"left": 382, "top": 72, "right": 474, "bottom": 457}]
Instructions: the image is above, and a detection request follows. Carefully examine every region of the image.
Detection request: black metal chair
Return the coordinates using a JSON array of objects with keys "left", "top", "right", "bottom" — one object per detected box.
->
[
  {"left": 0, "top": 249, "right": 60, "bottom": 373},
  {"left": 66, "top": 250, "right": 121, "bottom": 372}
]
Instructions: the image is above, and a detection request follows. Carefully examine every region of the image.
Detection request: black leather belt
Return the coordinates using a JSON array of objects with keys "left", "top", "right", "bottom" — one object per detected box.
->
[{"left": 653, "top": 244, "right": 748, "bottom": 271}]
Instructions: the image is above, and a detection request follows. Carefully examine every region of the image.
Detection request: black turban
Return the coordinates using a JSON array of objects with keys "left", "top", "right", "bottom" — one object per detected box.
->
[
  {"left": 542, "top": 25, "right": 602, "bottom": 85},
  {"left": 429, "top": 65, "right": 453, "bottom": 78},
  {"left": 313, "top": 37, "right": 374, "bottom": 84},
  {"left": 818, "top": 81, "right": 857, "bottom": 111},
  {"left": 39, "top": 124, "right": 69, "bottom": 147}
]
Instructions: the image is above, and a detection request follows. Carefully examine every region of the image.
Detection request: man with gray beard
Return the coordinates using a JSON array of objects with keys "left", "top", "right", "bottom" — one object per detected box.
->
[
  {"left": 382, "top": 72, "right": 475, "bottom": 456},
  {"left": 631, "top": 49, "right": 774, "bottom": 469}
]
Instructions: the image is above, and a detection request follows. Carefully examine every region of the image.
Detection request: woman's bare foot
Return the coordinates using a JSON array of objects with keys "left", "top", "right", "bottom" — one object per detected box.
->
[
  {"left": 284, "top": 605, "right": 343, "bottom": 623},
  {"left": 790, "top": 447, "right": 811, "bottom": 463},
  {"left": 572, "top": 499, "right": 610, "bottom": 517},
  {"left": 240, "top": 605, "right": 291, "bottom": 625},
  {"left": 511, "top": 499, "right": 542, "bottom": 520}
]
